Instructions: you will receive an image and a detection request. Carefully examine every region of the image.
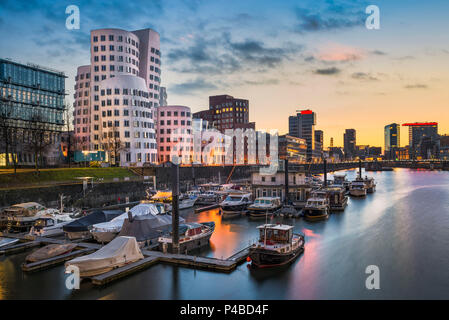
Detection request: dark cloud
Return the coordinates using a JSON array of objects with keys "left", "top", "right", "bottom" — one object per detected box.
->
[
  {"left": 294, "top": 1, "right": 367, "bottom": 33},
  {"left": 167, "top": 32, "right": 303, "bottom": 76},
  {"left": 351, "top": 72, "right": 378, "bottom": 81},
  {"left": 314, "top": 67, "right": 341, "bottom": 75},
  {"left": 170, "top": 78, "right": 218, "bottom": 95},
  {"left": 405, "top": 84, "right": 428, "bottom": 89},
  {"left": 371, "top": 50, "right": 387, "bottom": 55},
  {"left": 243, "top": 79, "right": 279, "bottom": 86}
]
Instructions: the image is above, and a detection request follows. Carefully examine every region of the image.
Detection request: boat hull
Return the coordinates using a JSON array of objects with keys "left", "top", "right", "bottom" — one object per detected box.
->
[
  {"left": 159, "top": 230, "right": 213, "bottom": 253},
  {"left": 303, "top": 208, "right": 329, "bottom": 221},
  {"left": 248, "top": 206, "right": 281, "bottom": 218},
  {"left": 249, "top": 244, "right": 304, "bottom": 268},
  {"left": 349, "top": 189, "right": 367, "bottom": 197}
]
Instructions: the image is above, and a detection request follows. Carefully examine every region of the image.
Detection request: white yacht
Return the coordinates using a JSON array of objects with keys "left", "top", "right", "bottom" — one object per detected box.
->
[
  {"left": 29, "top": 214, "right": 74, "bottom": 237},
  {"left": 219, "top": 192, "right": 252, "bottom": 218},
  {"left": 248, "top": 197, "right": 282, "bottom": 218}
]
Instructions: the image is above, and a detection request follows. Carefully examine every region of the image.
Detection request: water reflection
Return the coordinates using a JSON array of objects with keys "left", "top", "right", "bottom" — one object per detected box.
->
[{"left": 1, "top": 169, "right": 449, "bottom": 299}]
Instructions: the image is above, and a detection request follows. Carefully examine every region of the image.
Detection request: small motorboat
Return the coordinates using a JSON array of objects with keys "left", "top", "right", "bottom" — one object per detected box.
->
[
  {"left": 349, "top": 180, "right": 367, "bottom": 197},
  {"left": 248, "top": 224, "right": 305, "bottom": 268},
  {"left": 220, "top": 192, "right": 252, "bottom": 218},
  {"left": 0, "top": 237, "right": 19, "bottom": 249},
  {"left": 247, "top": 197, "right": 282, "bottom": 218},
  {"left": 303, "top": 196, "right": 329, "bottom": 221},
  {"left": 29, "top": 214, "right": 74, "bottom": 237},
  {"left": 159, "top": 222, "right": 215, "bottom": 254},
  {"left": 179, "top": 194, "right": 198, "bottom": 210},
  {"left": 65, "top": 236, "right": 144, "bottom": 278},
  {"left": 1, "top": 202, "right": 47, "bottom": 232},
  {"left": 25, "top": 243, "right": 78, "bottom": 263}
]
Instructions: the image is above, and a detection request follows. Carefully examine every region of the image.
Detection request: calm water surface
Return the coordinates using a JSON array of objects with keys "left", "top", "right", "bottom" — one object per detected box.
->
[{"left": 1, "top": 168, "right": 448, "bottom": 299}]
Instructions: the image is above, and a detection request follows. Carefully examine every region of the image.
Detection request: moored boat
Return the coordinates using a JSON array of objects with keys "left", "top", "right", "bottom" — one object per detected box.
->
[
  {"left": 158, "top": 222, "right": 215, "bottom": 253},
  {"left": 63, "top": 210, "right": 122, "bottom": 240},
  {"left": 363, "top": 176, "right": 376, "bottom": 193},
  {"left": 65, "top": 236, "right": 144, "bottom": 277},
  {"left": 219, "top": 192, "right": 252, "bottom": 218},
  {"left": 1, "top": 202, "right": 46, "bottom": 232},
  {"left": 248, "top": 224, "right": 305, "bottom": 268},
  {"left": 349, "top": 180, "right": 367, "bottom": 197},
  {"left": 26, "top": 243, "right": 78, "bottom": 263},
  {"left": 247, "top": 197, "right": 282, "bottom": 218},
  {"left": 303, "top": 196, "right": 329, "bottom": 221},
  {"left": 29, "top": 214, "right": 74, "bottom": 237},
  {"left": 0, "top": 237, "right": 19, "bottom": 249}
]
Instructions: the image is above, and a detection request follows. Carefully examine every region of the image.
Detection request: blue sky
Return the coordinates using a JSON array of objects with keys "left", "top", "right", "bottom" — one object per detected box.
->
[{"left": 1, "top": 0, "right": 448, "bottom": 147}]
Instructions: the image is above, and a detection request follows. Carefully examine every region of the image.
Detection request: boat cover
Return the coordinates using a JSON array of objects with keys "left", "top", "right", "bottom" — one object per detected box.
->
[
  {"left": 91, "top": 203, "right": 160, "bottom": 233},
  {"left": 65, "top": 236, "right": 144, "bottom": 276},
  {"left": 0, "top": 237, "right": 19, "bottom": 248},
  {"left": 26, "top": 243, "right": 77, "bottom": 262},
  {"left": 119, "top": 214, "right": 185, "bottom": 242},
  {"left": 63, "top": 210, "right": 122, "bottom": 233}
]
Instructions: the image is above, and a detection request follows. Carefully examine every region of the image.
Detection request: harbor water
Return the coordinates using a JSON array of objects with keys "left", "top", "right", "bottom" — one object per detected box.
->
[{"left": 1, "top": 168, "right": 448, "bottom": 299}]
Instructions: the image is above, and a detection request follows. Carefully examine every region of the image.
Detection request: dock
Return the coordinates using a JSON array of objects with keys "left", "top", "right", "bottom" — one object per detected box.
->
[
  {"left": 1, "top": 231, "right": 252, "bottom": 287},
  {"left": 194, "top": 204, "right": 220, "bottom": 213}
]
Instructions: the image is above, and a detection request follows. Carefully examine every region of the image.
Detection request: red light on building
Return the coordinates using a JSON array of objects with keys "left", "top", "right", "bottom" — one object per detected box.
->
[
  {"left": 402, "top": 122, "right": 438, "bottom": 126},
  {"left": 300, "top": 110, "right": 313, "bottom": 115}
]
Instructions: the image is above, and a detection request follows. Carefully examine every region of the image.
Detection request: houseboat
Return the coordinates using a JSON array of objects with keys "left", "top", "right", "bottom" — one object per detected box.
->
[
  {"left": 363, "top": 176, "right": 376, "bottom": 193},
  {"left": 248, "top": 224, "right": 305, "bottom": 268},
  {"left": 158, "top": 222, "right": 215, "bottom": 253},
  {"left": 349, "top": 180, "right": 367, "bottom": 197},
  {"left": 323, "top": 187, "right": 348, "bottom": 211},
  {"left": 219, "top": 192, "right": 253, "bottom": 218},
  {"left": 333, "top": 174, "right": 351, "bottom": 192},
  {"left": 248, "top": 197, "right": 282, "bottom": 218},
  {"left": 251, "top": 166, "right": 311, "bottom": 209},
  {"left": 303, "top": 194, "right": 330, "bottom": 221}
]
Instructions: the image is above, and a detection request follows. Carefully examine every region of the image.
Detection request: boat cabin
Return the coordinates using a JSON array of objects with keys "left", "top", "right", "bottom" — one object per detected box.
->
[{"left": 257, "top": 224, "right": 294, "bottom": 244}]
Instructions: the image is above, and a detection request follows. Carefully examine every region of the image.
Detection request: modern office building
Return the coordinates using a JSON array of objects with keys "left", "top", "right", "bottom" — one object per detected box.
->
[
  {"left": 343, "top": 129, "right": 356, "bottom": 159},
  {"left": 73, "top": 28, "right": 161, "bottom": 166},
  {"left": 156, "top": 105, "right": 193, "bottom": 164},
  {"left": 439, "top": 135, "right": 449, "bottom": 160},
  {"left": 193, "top": 94, "right": 255, "bottom": 133},
  {"left": 0, "top": 58, "right": 67, "bottom": 166},
  {"left": 402, "top": 122, "right": 438, "bottom": 159},
  {"left": 288, "top": 109, "right": 317, "bottom": 161},
  {"left": 314, "top": 130, "right": 323, "bottom": 157},
  {"left": 278, "top": 134, "right": 307, "bottom": 163},
  {"left": 384, "top": 123, "right": 400, "bottom": 159}
]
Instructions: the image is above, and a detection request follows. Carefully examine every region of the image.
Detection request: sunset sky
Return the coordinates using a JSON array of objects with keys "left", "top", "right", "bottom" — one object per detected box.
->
[{"left": 1, "top": 0, "right": 448, "bottom": 149}]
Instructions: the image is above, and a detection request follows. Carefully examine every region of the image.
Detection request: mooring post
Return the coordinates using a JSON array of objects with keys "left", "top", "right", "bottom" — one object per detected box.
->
[
  {"left": 359, "top": 159, "right": 362, "bottom": 179},
  {"left": 284, "top": 159, "right": 289, "bottom": 205},
  {"left": 323, "top": 158, "right": 327, "bottom": 187},
  {"left": 171, "top": 163, "right": 180, "bottom": 254}
]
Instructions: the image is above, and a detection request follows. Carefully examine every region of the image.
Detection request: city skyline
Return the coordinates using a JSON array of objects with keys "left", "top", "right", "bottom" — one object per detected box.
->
[{"left": 1, "top": 0, "right": 448, "bottom": 148}]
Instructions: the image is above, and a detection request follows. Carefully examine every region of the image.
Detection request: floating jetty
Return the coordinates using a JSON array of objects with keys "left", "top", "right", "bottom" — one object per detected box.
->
[
  {"left": 194, "top": 204, "right": 220, "bottom": 214},
  {"left": 0, "top": 231, "right": 252, "bottom": 287}
]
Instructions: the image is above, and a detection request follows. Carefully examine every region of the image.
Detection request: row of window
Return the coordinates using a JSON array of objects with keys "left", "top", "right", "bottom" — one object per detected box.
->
[{"left": 159, "top": 111, "right": 191, "bottom": 117}]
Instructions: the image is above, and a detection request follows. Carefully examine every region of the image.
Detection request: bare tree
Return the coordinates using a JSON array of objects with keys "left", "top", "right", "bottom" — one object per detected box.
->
[
  {"left": 26, "top": 115, "right": 54, "bottom": 173},
  {"left": 63, "top": 103, "right": 74, "bottom": 167},
  {"left": 102, "top": 124, "right": 127, "bottom": 166}
]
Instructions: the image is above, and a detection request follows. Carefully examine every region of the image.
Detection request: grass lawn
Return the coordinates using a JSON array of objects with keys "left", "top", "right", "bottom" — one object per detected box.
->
[{"left": 0, "top": 167, "right": 137, "bottom": 188}]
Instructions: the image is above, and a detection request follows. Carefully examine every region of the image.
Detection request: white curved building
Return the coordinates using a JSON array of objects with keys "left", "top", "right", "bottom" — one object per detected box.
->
[{"left": 74, "top": 28, "right": 161, "bottom": 166}]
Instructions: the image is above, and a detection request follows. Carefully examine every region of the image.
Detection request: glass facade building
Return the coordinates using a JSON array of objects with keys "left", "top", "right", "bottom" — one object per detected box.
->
[{"left": 0, "top": 59, "right": 66, "bottom": 131}]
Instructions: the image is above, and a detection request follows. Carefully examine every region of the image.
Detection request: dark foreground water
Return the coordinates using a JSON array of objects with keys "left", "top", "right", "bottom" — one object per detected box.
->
[{"left": 1, "top": 168, "right": 448, "bottom": 299}]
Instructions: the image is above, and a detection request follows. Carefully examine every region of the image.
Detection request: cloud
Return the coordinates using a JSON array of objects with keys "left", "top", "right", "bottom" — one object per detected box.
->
[
  {"left": 351, "top": 72, "right": 378, "bottom": 81},
  {"left": 293, "top": 1, "right": 367, "bottom": 33},
  {"left": 170, "top": 78, "right": 218, "bottom": 95},
  {"left": 371, "top": 50, "right": 387, "bottom": 55},
  {"left": 404, "top": 84, "right": 428, "bottom": 89},
  {"left": 167, "top": 32, "right": 303, "bottom": 75},
  {"left": 314, "top": 67, "right": 341, "bottom": 75},
  {"left": 243, "top": 79, "right": 279, "bottom": 86}
]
